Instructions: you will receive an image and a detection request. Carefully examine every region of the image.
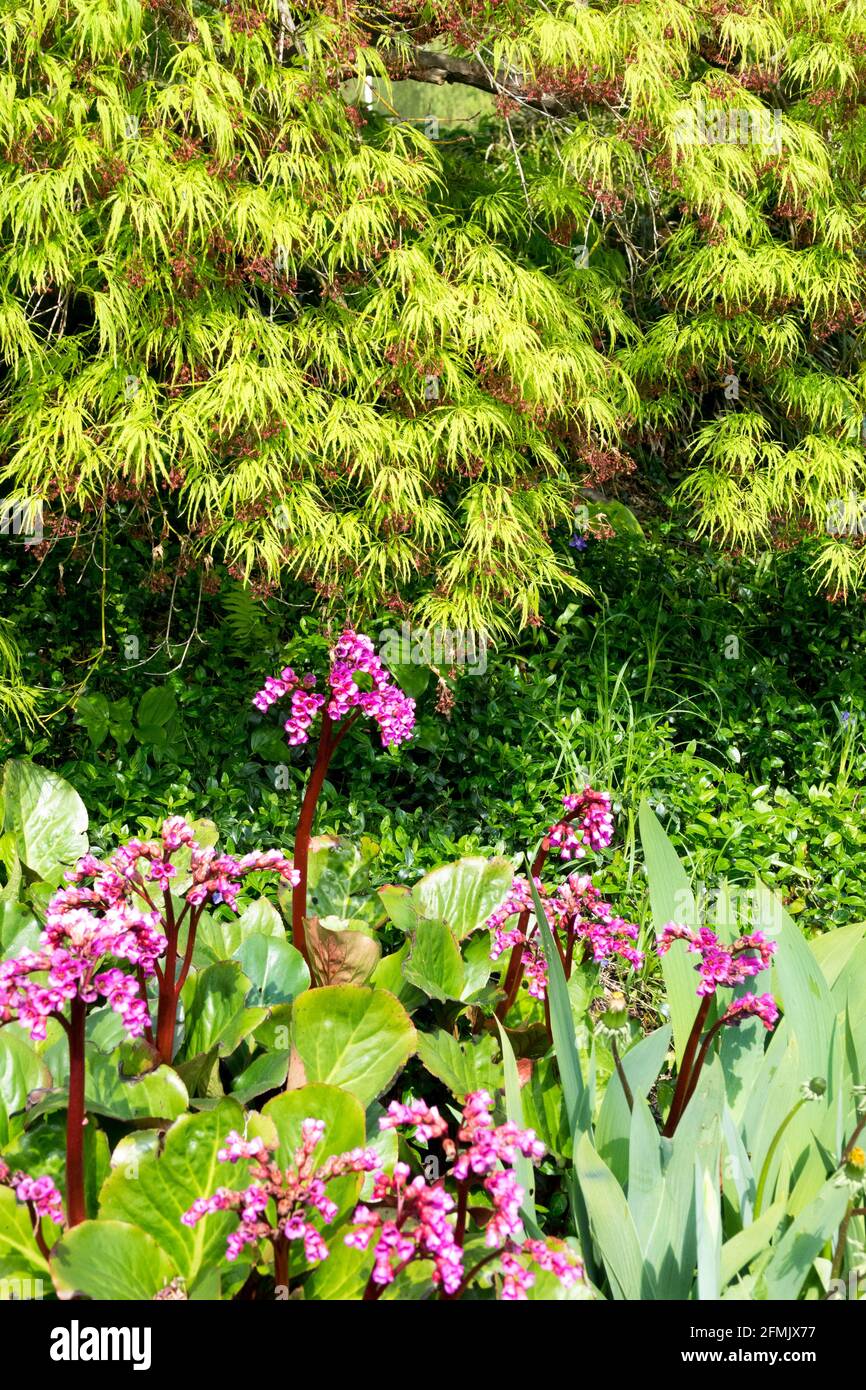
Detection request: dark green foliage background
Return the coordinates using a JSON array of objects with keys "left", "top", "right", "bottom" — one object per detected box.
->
[{"left": 4, "top": 519, "right": 864, "bottom": 943}]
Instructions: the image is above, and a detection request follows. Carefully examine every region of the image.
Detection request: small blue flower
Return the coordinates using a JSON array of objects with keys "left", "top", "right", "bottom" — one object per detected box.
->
[{"left": 569, "top": 534, "right": 588, "bottom": 551}]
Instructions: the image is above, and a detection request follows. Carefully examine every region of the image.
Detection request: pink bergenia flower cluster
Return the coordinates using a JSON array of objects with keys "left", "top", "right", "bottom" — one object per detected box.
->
[
  {"left": 99, "top": 820, "right": 298, "bottom": 913},
  {"left": 0, "top": 1159, "right": 65, "bottom": 1228},
  {"left": 486, "top": 876, "right": 536, "bottom": 956},
  {"left": 452, "top": 1091, "right": 545, "bottom": 1246},
  {"left": 656, "top": 923, "right": 776, "bottom": 997},
  {"left": 0, "top": 895, "right": 166, "bottom": 1043},
  {"left": 488, "top": 870, "right": 642, "bottom": 1001},
  {"left": 253, "top": 629, "right": 416, "bottom": 749},
  {"left": 548, "top": 789, "right": 615, "bottom": 861},
  {"left": 500, "top": 1239, "right": 586, "bottom": 1300},
  {"left": 557, "top": 872, "right": 643, "bottom": 969},
  {"left": 721, "top": 992, "right": 779, "bottom": 1031},
  {"left": 347, "top": 1165, "right": 464, "bottom": 1294},
  {"left": 379, "top": 1097, "right": 449, "bottom": 1143},
  {"left": 182, "top": 1123, "right": 380, "bottom": 1265},
  {"left": 0, "top": 817, "right": 299, "bottom": 1044},
  {"left": 345, "top": 1092, "right": 584, "bottom": 1301}
]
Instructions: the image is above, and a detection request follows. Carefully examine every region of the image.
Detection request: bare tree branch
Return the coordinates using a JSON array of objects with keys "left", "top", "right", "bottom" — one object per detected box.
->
[{"left": 389, "top": 49, "right": 571, "bottom": 117}]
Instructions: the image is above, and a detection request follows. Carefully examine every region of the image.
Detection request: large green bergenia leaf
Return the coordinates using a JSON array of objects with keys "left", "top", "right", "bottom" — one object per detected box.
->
[
  {"left": 88, "top": 1046, "right": 189, "bottom": 1122},
  {"left": 404, "top": 917, "right": 465, "bottom": 1000},
  {"left": 0, "top": 900, "right": 40, "bottom": 955},
  {"left": 99, "top": 1100, "right": 246, "bottom": 1288},
  {"left": 302, "top": 1236, "right": 371, "bottom": 1300},
  {"left": 2, "top": 759, "right": 88, "bottom": 877},
  {"left": 180, "top": 961, "right": 266, "bottom": 1060},
  {"left": 383, "top": 856, "right": 513, "bottom": 941},
  {"left": 53, "top": 1220, "right": 176, "bottom": 1300},
  {"left": 416, "top": 1029, "right": 501, "bottom": 1097},
  {"left": 2, "top": 1111, "right": 110, "bottom": 1221},
  {"left": 306, "top": 915, "right": 380, "bottom": 987},
  {"left": 31, "top": 1042, "right": 189, "bottom": 1124},
  {"left": 291, "top": 985, "right": 416, "bottom": 1106},
  {"left": 371, "top": 942, "right": 427, "bottom": 1011},
  {"left": 0, "top": 1029, "right": 50, "bottom": 1117},
  {"left": 303, "top": 836, "right": 386, "bottom": 929},
  {"left": 196, "top": 896, "right": 284, "bottom": 965},
  {"left": 235, "top": 933, "right": 310, "bottom": 1007}
]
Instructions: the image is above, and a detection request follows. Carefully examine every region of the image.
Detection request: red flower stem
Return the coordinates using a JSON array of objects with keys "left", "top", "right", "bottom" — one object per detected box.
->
[
  {"left": 611, "top": 1036, "right": 633, "bottom": 1112},
  {"left": 274, "top": 1235, "right": 289, "bottom": 1294},
  {"left": 496, "top": 833, "right": 557, "bottom": 1021},
  {"left": 154, "top": 896, "right": 203, "bottom": 1062},
  {"left": 331, "top": 708, "right": 360, "bottom": 752},
  {"left": 842, "top": 1111, "right": 866, "bottom": 1165},
  {"left": 662, "top": 996, "right": 713, "bottom": 1138},
  {"left": 131, "top": 878, "right": 160, "bottom": 914},
  {"left": 155, "top": 913, "right": 179, "bottom": 1063},
  {"left": 291, "top": 712, "right": 337, "bottom": 963},
  {"left": 552, "top": 921, "right": 568, "bottom": 970},
  {"left": 454, "top": 1179, "right": 469, "bottom": 1247},
  {"left": 452, "top": 1246, "right": 502, "bottom": 1298},
  {"left": 28, "top": 1203, "right": 51, "bottom": 1260},
  {"left": 496, "top": 939, "right": 525, "bottom": 1021},
  {"left": 65, "top": 996, "right": 87, "bottom": 1228},
  {"left": 362, "top": 1250, "right": 414, "bottom": 1301},
  {"left": 676, "top": 1019, "right": 727, "bottom": 1120},
  {"left": 176, "top": 905, "right": 202, "bottom": 993}
]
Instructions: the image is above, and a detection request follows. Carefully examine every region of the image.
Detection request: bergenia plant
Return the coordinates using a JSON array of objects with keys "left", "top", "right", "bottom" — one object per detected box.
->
[
  {"left": 252, "top": 629, "right": 415, "bottom": 964},
  {"left": 182, "top": 1123, "right": 381, "bottom": 1293},
  {"left": 349, "top": 1092, "right": 585, "bottom": 1301},
  {"left": 185, "top": 1094, "right": 583, "bottom": 1301},
  {"left": 656, "top": 922, "right": 778, "bottom": 1135},
  {"left": 492, "top": 790, "right": 641, "bottom": 1021},
  {"left": 0, "top": 817, "right": 297, "bottom": 1226}
]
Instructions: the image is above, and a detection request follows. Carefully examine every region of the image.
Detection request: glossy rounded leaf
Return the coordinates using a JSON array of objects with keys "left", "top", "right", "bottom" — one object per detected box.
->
[
  {"left": 291, "top": 986, "right": 416, "bottom": 1106},
  {"left": 0, "top": 1186, "right": 50, "bottom": 1281},
  {"left": 411, "top": 857, "right": 513, "bottom": 941},
  {"left": 2, "top": 759, "right": 88, "bottom": 877},
  {"left": 99, "top": 1100, "right": 246, "bottom": 1288},
  {"left": 53, "top": 1220, "right": 176, "bottom": 1300},
  {"left": 0, "top": 1029, "right": 50, "bottom": 1117},
  {"left": 235, "top": 932, "right": 310, "bottom": 1007}
]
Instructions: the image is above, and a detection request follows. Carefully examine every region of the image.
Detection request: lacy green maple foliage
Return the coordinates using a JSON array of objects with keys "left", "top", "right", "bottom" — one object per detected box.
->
[{"left": 1, "top": 0, "right": 865, "bottom": 631}]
